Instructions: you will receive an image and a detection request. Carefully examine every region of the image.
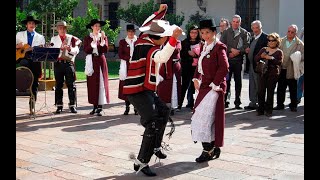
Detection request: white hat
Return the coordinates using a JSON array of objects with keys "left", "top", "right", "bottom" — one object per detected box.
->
[{"left": 139, "top": 20, "right": 185, "bottom": 37}]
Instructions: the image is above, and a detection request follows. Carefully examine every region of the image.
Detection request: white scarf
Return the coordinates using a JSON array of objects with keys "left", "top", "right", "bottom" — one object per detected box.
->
[
  {"left": 197, "top": 39, "right": 217, "bottom": 75},
  {"left": 89, "top": 32, "right": 106, "bottom": 55},
  {"left": 125, "top": 35, "right": 137, "bottom": 59},
  {"left": 89, "top": 32, "right": 102, "bottom": 41}
]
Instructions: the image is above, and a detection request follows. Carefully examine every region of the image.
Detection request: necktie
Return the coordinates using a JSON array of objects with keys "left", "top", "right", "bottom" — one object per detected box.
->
[{"left": 27, "top": 32, "right": 34, "bottom": 46}]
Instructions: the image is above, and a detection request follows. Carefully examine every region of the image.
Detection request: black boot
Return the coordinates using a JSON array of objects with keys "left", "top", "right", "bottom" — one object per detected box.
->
[
  {"left": 96, "top": 105, "right": 102, "bottom": 116},
  {"left": 134, "top": 109, "right": 138, "bottom": 115},
  {"left": 124, "top": 106, "right": 130, "bottom": 115},
  {"left": 195, "top": 142, "right": 214, "bottom": 163},
  {"left": 124, "top": 101, "right": 130, "bottom": 115},
  {"left": 154, "top": 149, "right": 167, "bottom": 159},
  {"left": 213, "top": 147, "right": 221, "bottom": 159},
  {"left": 69, "top": 105, "right": 77, "bottom": 113},
  {"left": 133, "top": 164, "right": 157, "bottom": 176},
  {"left": 55, "top": 106, "right": 63, "bottom": 114},
  {"left": 89, "top": 105, "right": 97, "bottom": 115}
]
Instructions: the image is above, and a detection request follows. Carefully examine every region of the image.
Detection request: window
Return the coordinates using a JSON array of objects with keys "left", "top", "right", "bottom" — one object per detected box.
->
[
  {"left": 236, "top": 0, "right": 260, "bottom": 32},
  {"left": 108, "top": 2, "right": 119, "bottom": 30},
  {"left": 157, "top": 0, "right": 176, "bottom": 14}
]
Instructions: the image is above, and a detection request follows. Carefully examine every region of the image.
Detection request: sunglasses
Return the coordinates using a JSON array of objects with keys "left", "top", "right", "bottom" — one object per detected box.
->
[{"left": 268, "top": 39, "right": 276, "bottom": 42}]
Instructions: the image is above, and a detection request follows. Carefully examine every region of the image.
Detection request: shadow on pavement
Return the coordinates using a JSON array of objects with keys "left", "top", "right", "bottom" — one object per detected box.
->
[
  {"left": 16, "top": 101, "right": 304, "bottom": 138},
  {"left": 95, "top": 161, "right": 209, "bottom": 180}
]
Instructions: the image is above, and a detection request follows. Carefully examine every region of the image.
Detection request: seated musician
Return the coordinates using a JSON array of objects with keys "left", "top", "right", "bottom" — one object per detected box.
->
[{"left": 16, "top": 16, "right": 45, "bottom": 104}]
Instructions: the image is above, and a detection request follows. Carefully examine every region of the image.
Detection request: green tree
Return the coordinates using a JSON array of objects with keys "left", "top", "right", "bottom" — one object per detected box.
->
[
  {"left": 16, "top": 7, "right": 27, "bottom": 32},
  {"left": 25, "top": 0, "right": 79, "bottom": 20},
  {"left": 185, "top": 11, "right": 210, "bottom": 31},
  {"left": 68, "top": 0, "right": 121, "bottom": 44},
  {"left": 117, "top": 0, "right": 184, "bottom": 27},
  {"left": 16, "top": 7, "right": 42, "bottom": 33}
]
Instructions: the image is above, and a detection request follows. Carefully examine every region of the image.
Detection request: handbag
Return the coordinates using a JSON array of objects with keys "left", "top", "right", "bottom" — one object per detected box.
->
[{"left": 255, "top": 59, "right": 268, "bottom": 74}]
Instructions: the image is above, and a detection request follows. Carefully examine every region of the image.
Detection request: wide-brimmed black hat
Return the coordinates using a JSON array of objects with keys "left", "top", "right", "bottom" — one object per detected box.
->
[
  {"left": 199, "top": 19, "right": 218, "bottom": 30},
  {"left": 21, "top": 16, "right": 41, "bottom": 25},
  {"left": 126, "top": 24, "right": 135, "bottom": 31},
  {"left": 86, "top": 19, "right": 107, "bottom": 29}
]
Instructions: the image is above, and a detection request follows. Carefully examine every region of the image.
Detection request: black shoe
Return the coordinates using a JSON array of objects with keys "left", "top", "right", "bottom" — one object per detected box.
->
[
  {"left": 297, "top": 99, "right": 301, "bottom": 104},
  {"left": 123, "top": 106, "right": 129, "bottom": 115},
  {"left": 273, "top": 105, "right": 284, "bottom": 110},
  {"left": 154, "top": 150, "right": 167, "bottom": 159},
  {"left": 89, "top": 106, "right": 97, "bottom": 115},
  {"left": 134, "top": 109, "right": 138, "bottom": 115},
  {"left": 265, "top": 112, "right": 272, "bottom": 117},
  {"left": 69, "top": 106, "right": 77, "bottom": 113},
  {"left": 256, "top": 111, "right": 264, "bottom": 116},
  {"left": 244, "top": 106, "right": 257, "bottom": 110},
  {"left": 96, "top": 108, "right": 102, "bottom": 116},
  {"left": 235, "top": 105, "right": 243, "bottom": 109},
  {"left": 213, "top": 147, "right": 221, "bottom": 159},
  {"left": 55, "top": 106, "right": 63, "bottom": 114},
  {"left": 170, "top": 109, "right": 174, "bottom": 116},
  {"left": 290, "top": 107, "right": 297, "bottom": 112},
  {"left": 134, "top": 164, "right": 156, "bottom": 176},
  {"left": 195, "top": 150, "right": 214, "bottom": 163},
  {"left": 224, "top": 102, "right": 229, "bottom": 108}
]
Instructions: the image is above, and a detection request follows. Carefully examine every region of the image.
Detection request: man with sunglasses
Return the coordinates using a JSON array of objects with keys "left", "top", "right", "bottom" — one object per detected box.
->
[{"left": 274, "top": 24, "right": 304, "bottom": 112}]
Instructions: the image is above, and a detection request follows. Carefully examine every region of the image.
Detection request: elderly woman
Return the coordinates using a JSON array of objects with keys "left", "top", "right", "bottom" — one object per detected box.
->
[
  {"left": 84, "top": 19, "right": 110, "bottom": 116},
  {"left": 255, "top": 32, "right": 283, "bottom": 117},
  {"left": 191, "top": 19, "right": 229, "bottom": 163}
]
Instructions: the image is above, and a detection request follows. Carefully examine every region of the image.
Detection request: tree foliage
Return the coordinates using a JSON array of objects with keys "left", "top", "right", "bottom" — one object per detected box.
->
[
  {"left": 16, "top": 7, "right": 27, "bottom": 32},
  {"left": 185, "top": 11, "right": 210, "bottom": 31},
  {"left": 68, "top": 0, "right": 121, "bottom": 44},
  {"left": 117, "top": 0, "right": 184, "bottom": 27},
  {"left": 25, "top": 0, "right": 79, "bottom": 20}
]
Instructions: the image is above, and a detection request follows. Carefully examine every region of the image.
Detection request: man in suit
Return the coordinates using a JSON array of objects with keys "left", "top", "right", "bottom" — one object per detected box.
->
[
  {"left": 50, "top": 21, "right": 81, "bottom": 114},
  {"left": 16, "top": 16, "right": 45, "bottom": 103},
  {"left": 244, "top": 20, "right": 268, "bottom": 110},
  {"left": 220, "top": 14, "right": 250, "bottom": 109}
]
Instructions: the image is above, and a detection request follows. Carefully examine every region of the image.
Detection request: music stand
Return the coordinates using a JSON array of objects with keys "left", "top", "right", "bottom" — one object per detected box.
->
[{"left": 32, "top": 47, "right": 60, "bottom": 114}]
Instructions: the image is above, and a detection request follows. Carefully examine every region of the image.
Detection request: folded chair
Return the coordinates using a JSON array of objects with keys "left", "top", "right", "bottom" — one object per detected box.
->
[{"left": 16, "top": 66, "right": 36, "bottom": 118}]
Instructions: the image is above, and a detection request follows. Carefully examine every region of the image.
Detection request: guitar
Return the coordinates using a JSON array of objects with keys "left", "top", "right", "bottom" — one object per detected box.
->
[{"left": 16, "top": 44, "right": 33, "bottom": 61}]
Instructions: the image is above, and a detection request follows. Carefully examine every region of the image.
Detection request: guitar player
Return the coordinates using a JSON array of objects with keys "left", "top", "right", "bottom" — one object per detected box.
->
[{"left": 16, "top": 16, "right": 45, "bottom": 103}]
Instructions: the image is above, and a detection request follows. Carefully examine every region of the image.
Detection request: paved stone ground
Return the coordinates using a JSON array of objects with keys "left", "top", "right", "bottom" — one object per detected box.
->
[{"left": 16, "top": 74, "right": 304, "bottom": 180}]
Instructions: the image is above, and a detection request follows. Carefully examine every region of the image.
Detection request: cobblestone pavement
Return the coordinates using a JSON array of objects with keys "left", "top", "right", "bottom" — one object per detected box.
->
[{"left": 16, "top": 74, "right": 304, "bottom": 180}]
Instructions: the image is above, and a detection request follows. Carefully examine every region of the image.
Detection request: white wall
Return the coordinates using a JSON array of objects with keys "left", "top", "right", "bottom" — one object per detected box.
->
[
  {"left": 278, "top": 0, "right": 304, "bottom": 37},
  {"left": 176, "top": 0, "right": 235, "bottom": 33},
  {"left": 73, "top": 0, "right": 88, "bottom": 17},
  {"left": 259, "top": 0, "right": 279, "bottom": 34}
]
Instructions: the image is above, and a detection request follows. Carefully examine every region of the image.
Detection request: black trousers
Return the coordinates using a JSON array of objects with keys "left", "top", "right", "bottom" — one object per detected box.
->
[
  {"left": 276, "top": 69, "right": 297, "bottom": 109},
  {"left": 225, "top": 60, "right": 243, "bottom": 105},
  {"left": 257, "top": 73, "right": 279, "bottom": 114},
  {"left": 19, "top": 58, "right": 41, "bottom": 101},
  {"left": 180, "top": 64, "right": 196, "bottom": 107},
  {"left": 54, "top": 61, "right": 76, "bottom": 106},
  {"left": 128, "top": 91, "right": 170, "bottom": 163}
]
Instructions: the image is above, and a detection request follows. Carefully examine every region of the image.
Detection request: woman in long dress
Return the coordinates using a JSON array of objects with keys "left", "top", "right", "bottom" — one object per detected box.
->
[
  {"left": 118, "top": 24, "right": 138, "bottom": 115},
  {"left": 191, "top": 19, "right": 229, "bottom": 163},
  {"left": 83, "top": 19, "right": 110, "bottom": 116}
]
